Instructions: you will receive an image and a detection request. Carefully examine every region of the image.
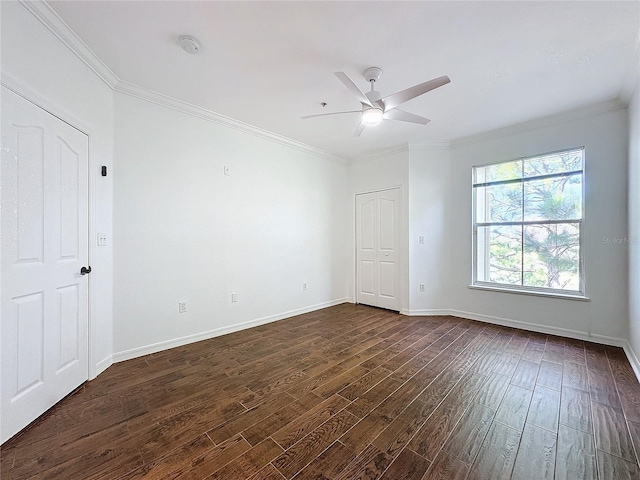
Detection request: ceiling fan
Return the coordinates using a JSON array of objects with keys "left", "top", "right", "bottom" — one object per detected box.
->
[{"left": 302, "top": 67, "right": 451, "bottom": 137}]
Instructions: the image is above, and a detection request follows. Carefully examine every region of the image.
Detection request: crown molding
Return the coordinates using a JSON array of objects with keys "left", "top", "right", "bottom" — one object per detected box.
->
[
  {"left": 19, "top": 0, "right": 348, "bottom": 166},
  {"left": 348, "top": 144, "right": 409, "bottom": 165},
  {"left": 450, "top": 98, "right": 627, "bottom": 149},
  {"left": 20, "top": 0, "right": 119, "bottom": 89},
  {"left": 1, "top": 72, "right": 94, "bottom": 136},
  {"left": 348, "top": 139, "right": 451, "bottom": 165},
  {"left": 114, "top": 80, "right": 348, "bottom": 165},
  {"left": 408, "top": 140, "right": 450, "bottom": 150},
  {"left": 619, "top": 30, "right": 640, "bottom": 104}
]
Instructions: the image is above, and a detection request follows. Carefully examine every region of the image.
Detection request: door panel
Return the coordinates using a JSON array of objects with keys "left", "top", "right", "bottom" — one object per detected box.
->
[
  {"left": 57, "top": 284, "right": 80, "bottom": 372},
  {"left": 14, "top": 292, "right": 45, "bottom": 398},
  {"left": 360, "top": 260, "right": 376, "bottom": 295},
  {"left": 379, "top": 262, "right": 396, "bottom": 298},
  {"left": 378, "top": 198, "right": 395, "bottom": 250},
  {"left": 16, "top": 126, "right": 45, "bottom": 262},
  {"left": 1, "top": 87, "right": 89, "bottom": 443},
  {"left": 59, "top": 138, "right": 81, "bottom": 260},
  {"left": 355, "top": 188, "right": 401, "bottom": 311},
  {"left": 360, "top": 199, "right": 375, "bottom": 251}
]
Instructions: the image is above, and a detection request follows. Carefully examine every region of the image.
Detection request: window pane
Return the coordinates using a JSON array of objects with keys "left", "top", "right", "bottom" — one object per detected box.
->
[
  {"left": 523, "top": 149, "right": 583, "bottom": 177},
  {"left": 474, "top": 160, "right": 522, "bottom": 184},
  {"left": 475, "top": 183, "right": 523, "bottom": 223},
  {"left": 523, "top": 223, "right": 580, "bottom": 291},
  {"left": 477, "top": 225, "right": 522, "bottom": 285},
  {"left": 523, "top": 173, "right": 582, "bottom": 221}
]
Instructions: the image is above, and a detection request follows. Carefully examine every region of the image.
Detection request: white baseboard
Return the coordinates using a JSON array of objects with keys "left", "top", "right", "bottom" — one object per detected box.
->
[
  {"left": 402, "top": 309, "right": 454, "bottom": 316},
  {"left": 108, "top": 300, "right": 640, "bottom": 385},
  {"left": 404, "top": 307, "right": 640, "bottom": 383},
  {"left": 622, "top": 340, "right": 640, "bottom": 383},
  {"left": 112, "top": 298, "right": 349, "bottom": 363},
  {"left": 449, "top": 309, "right": 626, "bottom": 348},
  {"left": 93, "top": 355, "right": 113, "bottom": 379}
]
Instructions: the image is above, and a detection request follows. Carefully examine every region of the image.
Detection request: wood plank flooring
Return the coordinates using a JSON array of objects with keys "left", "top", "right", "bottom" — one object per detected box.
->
[{"left": 2, "top": 303, "right": 640, "bottom": 479}]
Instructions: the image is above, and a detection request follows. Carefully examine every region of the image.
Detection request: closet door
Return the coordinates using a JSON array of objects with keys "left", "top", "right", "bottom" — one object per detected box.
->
[{"left": 355, "top": 188, "right": 400, "bottom": 311}]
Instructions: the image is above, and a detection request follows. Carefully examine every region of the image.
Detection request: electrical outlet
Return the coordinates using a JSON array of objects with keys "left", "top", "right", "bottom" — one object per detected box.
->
[
  {"left": 231, "top": 292, "right": 238, "bottom": 303},
  {"left": 178, "top": 301, "right": 187, "bottom": 313},
  {"left": 418, "top": 236, "right": 425, "bottom": 244},
  {"left": 224, "top": 165, "right": 231, "bottom": 176},
  {"left": 302, "top": 282, "right": 307, "bottom": 291},
  {"left": 419, "top": 283, "right": 425, "bottom": 292},
  {"left": 97, "top": 233, "right": 107, "bottom": 246}
]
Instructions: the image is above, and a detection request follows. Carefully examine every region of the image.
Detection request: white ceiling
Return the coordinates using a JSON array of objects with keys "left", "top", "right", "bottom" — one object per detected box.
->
[{"left": 50, "top": 1, "right": 639, "bottom": 160}]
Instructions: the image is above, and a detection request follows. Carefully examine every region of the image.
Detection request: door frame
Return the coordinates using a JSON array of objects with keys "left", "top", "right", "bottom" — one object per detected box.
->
[
  {"left": 1, "top": 74, "right": 98, "bottom": 380},
  {"left": 353, "top": 185, "right": 405, "bottom": 312}
]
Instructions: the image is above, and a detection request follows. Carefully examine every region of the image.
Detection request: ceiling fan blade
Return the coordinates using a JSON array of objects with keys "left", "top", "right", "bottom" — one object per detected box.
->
[
  {"left": 301, "top": 110, "right": 361, "bottom": 120},
  {"left": 383, "top": 109, "right": 431, "bottom": 125},
  {"left": 353, "top": 122, "right": 366, "bottom": 137},
  {"left": 380, "top": 75, "right": 451, "bottom": 111},
  {"left": 334, "top": 72, "right": 373, "bottom": 107}
]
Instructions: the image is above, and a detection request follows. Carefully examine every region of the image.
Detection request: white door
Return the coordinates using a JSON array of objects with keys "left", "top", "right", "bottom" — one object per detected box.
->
[
  {"left": 1, "top": 87, "right": 89, "bottom": 443},
  {"left": 355, "top": 188, "right": 401, "bottom": 311}
]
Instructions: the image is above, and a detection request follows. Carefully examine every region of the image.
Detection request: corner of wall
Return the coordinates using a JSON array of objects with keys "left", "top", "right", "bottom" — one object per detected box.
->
[{"left": 627, "top": 72, "right": 640, "bottom": 381}]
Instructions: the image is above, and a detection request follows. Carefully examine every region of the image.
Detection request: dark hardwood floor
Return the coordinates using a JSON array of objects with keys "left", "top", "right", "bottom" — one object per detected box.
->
[{"left": 2, "top": 303, "right": 640, "bottom": 479}]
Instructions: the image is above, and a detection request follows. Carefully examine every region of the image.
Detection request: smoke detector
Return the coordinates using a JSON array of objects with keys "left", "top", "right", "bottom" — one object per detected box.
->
[{"left": 179, "top": 35, "right": 200, "bottom": 54}]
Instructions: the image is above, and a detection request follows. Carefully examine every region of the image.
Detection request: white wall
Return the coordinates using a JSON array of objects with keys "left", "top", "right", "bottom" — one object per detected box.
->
[
  {"left": 448, "top": 108, "right": 629, "bottom": 341},
  {"left": 1, "top": 2, "right": 115, "bottom": 376},
  {"left": 347, "top": 150, "right": 410, "bottom": 310},
  {"left": 408, "top": 147, "right": 452, "bottom": 313},
  {"left": 2, "top": 1, "right": 635, "bottom": 379},
  {"left": 629, "top": 79, "right": 640, "bottom": 362},
  {"left": 112, "top": 93, "right": 348, "bottom": 357}
]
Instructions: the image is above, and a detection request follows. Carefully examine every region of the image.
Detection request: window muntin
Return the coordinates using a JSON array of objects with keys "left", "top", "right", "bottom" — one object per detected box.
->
[{"left": 472, "top": 148, "right": 584, "bottom": 296}]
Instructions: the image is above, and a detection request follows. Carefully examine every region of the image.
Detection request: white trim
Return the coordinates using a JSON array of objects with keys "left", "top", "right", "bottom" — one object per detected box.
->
[
  {"left": 468, "top": 284, "right": 590, "bottom": 302},
  {"left": 449, "top": 309, "right": 625, "bottom": 347},
  {"left": 114, "top": 81, "right": 347, "bottom": 165},
  {"left": 1, "top": 73, "right": 93, "bottom": 136},
  {"left": 622, "top": 340, "right": 640, "bottom": 384},
  {"left": 403, "top": 306, "right": 640, "bottom": 383},
  {"left": 450, "top": 99, "right": 627, "bottom": 149},
  {"left": 402, "top": 309, "right": 452, "bottom": 316},
  {"left": 18, "top": 1, "right": 634, "bottom": 165},
  {"left": 19, "top": 0, "right": 119, "bottom": 88},
  {"left": 94, "top": 355, "right": 113, "bottom": 378},
  {"left": 409, "top": 141, "right": 451, "bottom": 151},
  {"left": 112, "top": 298, "right": 349, "bottom": 363},
  {"left": 348, "top": 141, "right": 452, "bottom": 165},
  {"left": 349, "top": 144, "right": 408, "bottom": 165},
  {"left": 18, "top": 1, "right": 347, "bottom": 166}
]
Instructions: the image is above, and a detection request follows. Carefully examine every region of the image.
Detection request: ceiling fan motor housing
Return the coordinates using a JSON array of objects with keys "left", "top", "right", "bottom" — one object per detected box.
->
[
  {"left": 366, "top": 90, "right": 382, "bottom": 102},
  {"left": 364, "top": 67, "right": 383, "bottom": 83}
]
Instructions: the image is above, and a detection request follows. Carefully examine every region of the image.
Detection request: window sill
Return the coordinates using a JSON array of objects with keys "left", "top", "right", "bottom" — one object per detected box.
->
[{"left": 468, "top": 284, "right": 590, "bottom": 301}]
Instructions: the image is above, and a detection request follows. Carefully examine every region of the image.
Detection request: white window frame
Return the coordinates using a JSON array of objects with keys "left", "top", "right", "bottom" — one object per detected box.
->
[{"left": 471, "top": 147, "right": 587, "bottom": 300}]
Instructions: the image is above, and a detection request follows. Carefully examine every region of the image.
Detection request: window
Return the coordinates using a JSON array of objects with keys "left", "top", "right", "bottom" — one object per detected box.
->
[{"left": 472, "top": 148, "right": 585, "bottom": 297}]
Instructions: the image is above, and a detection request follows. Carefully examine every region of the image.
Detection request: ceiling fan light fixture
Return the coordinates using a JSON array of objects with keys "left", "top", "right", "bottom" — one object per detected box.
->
[{"left": 362, "top": 107, "right": 383, "bottom": 125}]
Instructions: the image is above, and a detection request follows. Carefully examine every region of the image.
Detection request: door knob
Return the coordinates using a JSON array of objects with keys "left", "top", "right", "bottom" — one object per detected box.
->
[
  {"left": 385, "top": 253, "right": 389, "bottom": 256},
  {"left": 80, "top": 266, "right": 92, "bottom": 275}
]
